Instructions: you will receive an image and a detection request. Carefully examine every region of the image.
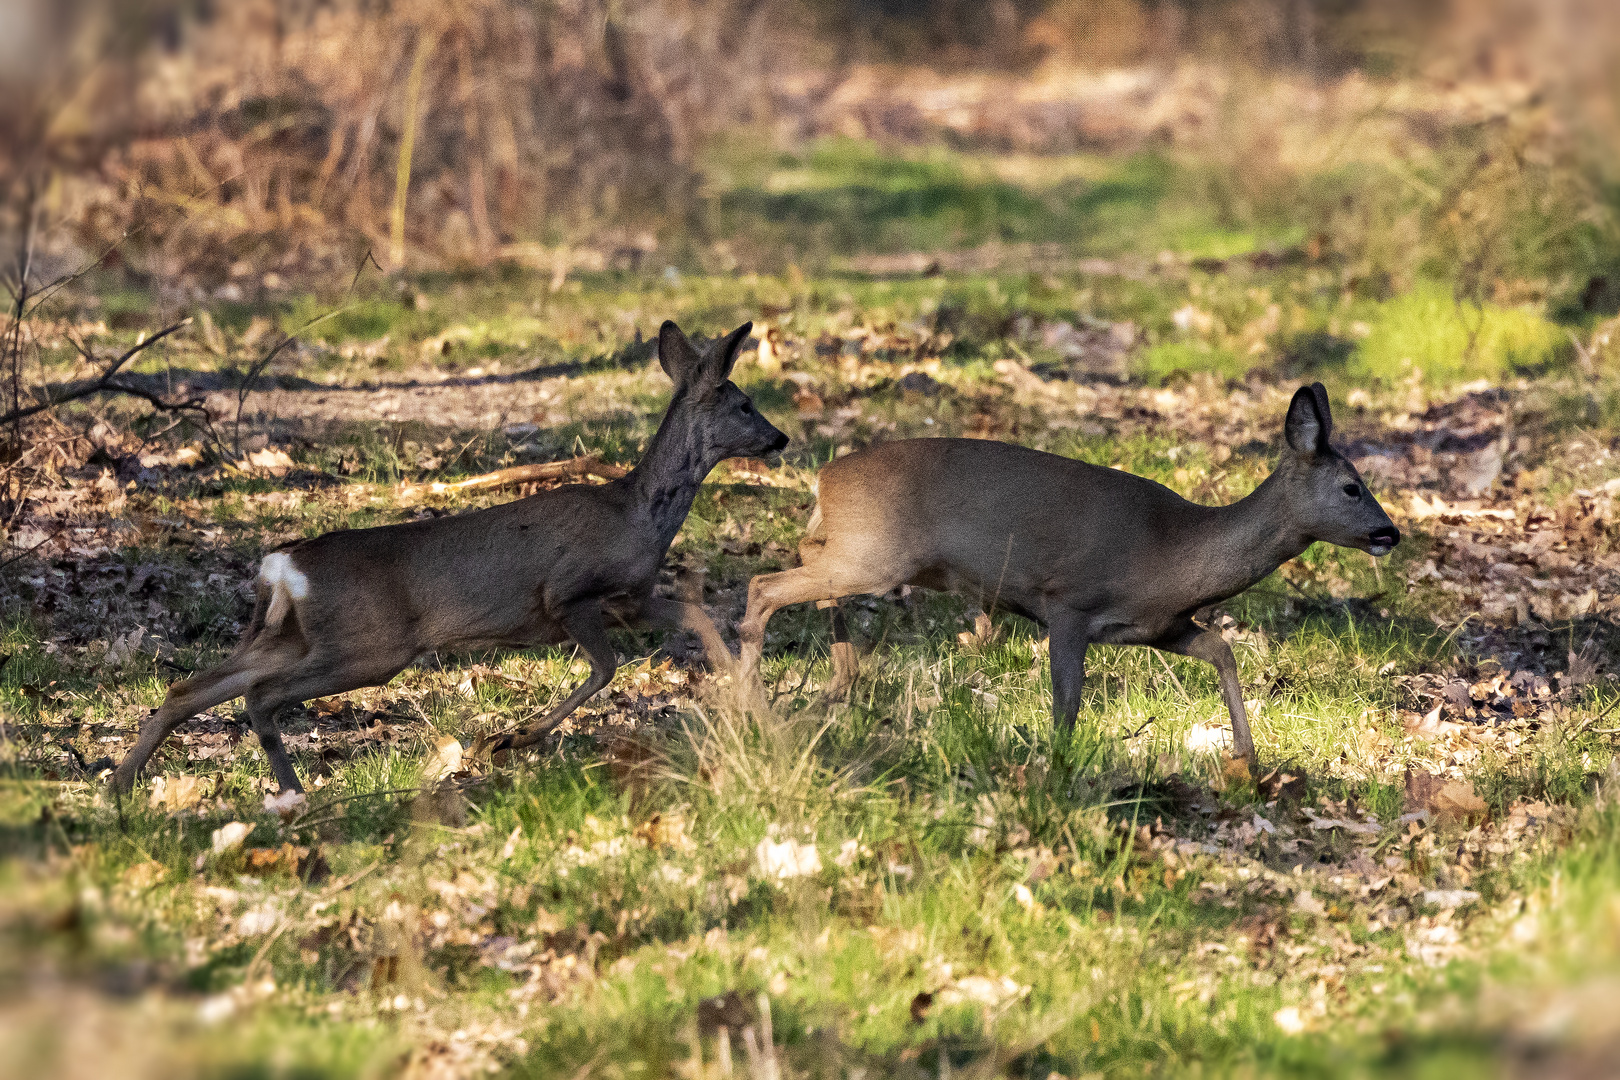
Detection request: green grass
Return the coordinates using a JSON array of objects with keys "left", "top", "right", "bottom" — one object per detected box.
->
[
  {"left": 708, "top": 139, "right": 1306, "bottom": 266},
  {"left": 1349, "top": 281, "right": 1572, "bottom": 386},
  {"left": 5, "top": 130, "right": 1620, "bottom": 1076}
]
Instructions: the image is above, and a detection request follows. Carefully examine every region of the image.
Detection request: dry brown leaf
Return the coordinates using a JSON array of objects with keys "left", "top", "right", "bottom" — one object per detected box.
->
[
  {"left": 149, "top": 774, "right": 212, "bottom": 813},
  {"left": 793, "top": 387, "right": 825, "bottom": 420},
  {"left": 121, "top": 860, "right": 167, "bottom": 889},
  {"left": 1405, "top": 769, "right": 1488, "bottom": 826},
  {"left": 422, "top": 735, "right": 464, "bottom": 784},
  {"left": 264, "top": 789, "right": 307, "bottom": 820},
  {"left": 245, "top": 844, "right": 311, "bottom": 874},
  {"left": 1221, "top": 752, "right": 1252, "bottom": 786},
  {"left": 1258, "top": 767, "right": 1306, "bottom": 802},
  {"left": 1430, "top": 781, "right": 1490, "bottom": 826},
  {"left": 241, "top": 447, "right": 296, "bottom": 476}
]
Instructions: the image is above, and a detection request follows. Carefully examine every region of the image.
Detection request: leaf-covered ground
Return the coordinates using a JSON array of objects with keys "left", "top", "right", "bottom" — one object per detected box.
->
[{"left": 4, "top": 183, "right": 1620, "bottom": 1077}]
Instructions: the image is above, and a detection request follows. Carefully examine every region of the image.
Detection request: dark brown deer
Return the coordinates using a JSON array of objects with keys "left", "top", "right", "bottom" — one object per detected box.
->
[
  {"left": 112, "top": 321, "right": 787, "bottom": 794},
  {"left": 737, "top": 384, "right": 1397, "bottom": 763}
]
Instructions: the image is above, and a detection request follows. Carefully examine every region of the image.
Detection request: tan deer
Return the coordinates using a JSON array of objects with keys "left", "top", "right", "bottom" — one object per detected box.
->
[
  {"left": 737, "top": 384, "right": 1398, "bottom": 762},
  {"left": 112, "top": 321, "right": 787, "bottom": 794}
]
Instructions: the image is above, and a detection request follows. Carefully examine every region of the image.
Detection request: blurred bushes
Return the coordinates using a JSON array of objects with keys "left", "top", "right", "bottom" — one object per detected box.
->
[
  {"left": 0, "top": 0, "right": 1614, "bottom": 309},
  {"left": 0, "top": 0, "right": 810, "bottom": 286}
]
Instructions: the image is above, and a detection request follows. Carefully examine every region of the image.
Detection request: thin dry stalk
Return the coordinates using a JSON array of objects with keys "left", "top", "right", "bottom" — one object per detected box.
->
[
  {"left": 668, "top": 684, "right": 861, "bottom": 830},
  {"left": 391, "top": 27, "right": 438, "bottom": 270}
]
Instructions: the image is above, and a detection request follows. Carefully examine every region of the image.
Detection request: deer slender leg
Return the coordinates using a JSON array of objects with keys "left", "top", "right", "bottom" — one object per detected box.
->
[
  {"left": 739, "top": 568, "right": 826, "bottom": 678},
  {"left": 738, "top": 567, "right": 840, "bottom": 679},
  {"left": 112, "top": 663, "right": 261, "bottom": 793},
  {"left": 1154, "top": 622, "right": 1254, "bottom": 762},
  {"left": 236, "top": 651, "right": 417, "bottom": 793},
  {"left": 638, "top": 596, "right": 734, "bottom": 674},
  {"left": 483, "top": 604, "right": 618, "bottom": 756},
  {"left": 738, "top": 565, "right": 900, "bottom": 682},
  {"left": 824, "top": 601, "right": 858, "bottom": 701},
  {"left": 1045, "top": 607, "right": 1090, "bottom": 734},
  {"left": 244, "top": 692, "right": 304, "bottom": 793}
]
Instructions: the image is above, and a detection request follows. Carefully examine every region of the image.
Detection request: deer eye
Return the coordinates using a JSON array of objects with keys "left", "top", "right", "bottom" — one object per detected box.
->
[
  {"left": 1343, "top": 482, "right": 1361, "bottom": 498},
  {"left": 740, "top": 401, "right": 755, "bottom": 414}
]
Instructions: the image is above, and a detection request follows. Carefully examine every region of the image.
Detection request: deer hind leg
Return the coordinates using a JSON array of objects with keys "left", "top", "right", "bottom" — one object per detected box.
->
[
  {"left": 824, "top": 601, "right": 858, "bottom": 702},
  {"left": 244, "top": 691, "right": 304, "bottom": 794},
  {"left": 239, "top": 647, "right": 419, "bottom": 794},
  {"left": 738, "top": 562, "right": 906, "bottom": 696},
  {"left": 111, "top": 660, "right": 262, "bottom": 794}
]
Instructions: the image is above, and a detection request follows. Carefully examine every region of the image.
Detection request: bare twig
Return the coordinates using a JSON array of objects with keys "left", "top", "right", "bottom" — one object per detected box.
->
[
  {"left": 6, "top": 178, "right": 39, "bottom": 450},
  {"left": 0, "top": 319, "right": 192, "bottom": 425},
  {"left": 0, "top": 519, "right": 70, "bottom": 571},
  {"left": 230, "top": 246, "right": 378, "bottom": 456},
  {"left": 2, "top": 178, "right": 42, "bottom": 522},
  {"left": 230, "top": 331, "right": 305, "bottom": 456}
]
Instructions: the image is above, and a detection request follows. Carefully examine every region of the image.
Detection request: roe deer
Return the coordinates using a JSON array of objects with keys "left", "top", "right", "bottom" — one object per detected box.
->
[
  {"left": 737, "top": 384, "right": 1397, "bottom": 762},
  {"left": 112, "top": 321, "right": 787, "bottom": 794}
]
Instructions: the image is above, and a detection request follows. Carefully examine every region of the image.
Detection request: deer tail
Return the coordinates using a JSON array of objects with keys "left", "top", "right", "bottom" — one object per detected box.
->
[{"left": 255, "top": 551, "right": 310, "bottom": 638}]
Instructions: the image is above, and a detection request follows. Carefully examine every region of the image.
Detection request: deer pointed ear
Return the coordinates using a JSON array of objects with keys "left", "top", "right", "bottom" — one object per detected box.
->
[
  {"left": 658, "top": 320, "right": 699, "bottom": 384},
  {"left": 710, "top": 321, "right": 754, "bottom": 384},
  {"left": 1309, "top": 382, "right": 1333, "bottom": 436},
  {"left": 1285, "top": 384, "right": 1331, "bottom": 455}
]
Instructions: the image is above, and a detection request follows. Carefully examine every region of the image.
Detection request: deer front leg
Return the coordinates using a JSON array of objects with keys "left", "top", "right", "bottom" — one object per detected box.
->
[
  {"left": 476, "top": 603, "right": 618, "bottom": 758},
  {"left": 638, "top": 596, "right": 735, "bottom": 675},
  {"left": 1046, "top": 606, "right": 1090, "bottom": 734},
  {"left": 1154, "top": 622, "right": 1255, "bottom": 763}
]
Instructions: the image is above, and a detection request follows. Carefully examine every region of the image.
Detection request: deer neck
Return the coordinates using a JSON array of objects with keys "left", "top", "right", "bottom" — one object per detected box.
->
[
  {"left": 627, "top": 393, "right": 718, "bottom": 548},
  {"left": 1191, "top": 470, "right": 1312, "bottom": 603}
]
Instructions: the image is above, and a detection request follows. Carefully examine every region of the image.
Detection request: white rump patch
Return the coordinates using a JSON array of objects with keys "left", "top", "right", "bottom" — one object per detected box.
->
[
  {"left": 258, "top": 552, "right": 309, "bottom": 630},
  {"left": 259, "top": 552, "right": 309, "bottom": 597}
]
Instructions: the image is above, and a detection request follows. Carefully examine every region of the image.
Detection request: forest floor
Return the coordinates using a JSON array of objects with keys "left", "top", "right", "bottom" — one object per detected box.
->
[{"left": 3, "top": 139, "right": 1620, "bottom": 1078}]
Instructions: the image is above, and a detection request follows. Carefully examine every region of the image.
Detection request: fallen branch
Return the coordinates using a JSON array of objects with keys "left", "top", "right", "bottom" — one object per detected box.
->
[
  {"left": 0, "top": 319, "right": 192, "bottom": 425},
  {"left": 400, "top": 453, "right": 628, "bottom": 497}
]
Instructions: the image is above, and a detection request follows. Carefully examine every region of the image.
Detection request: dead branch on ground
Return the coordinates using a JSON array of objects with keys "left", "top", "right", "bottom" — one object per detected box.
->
[{"left": 398, "top": 454, "right": 628, "bottom": 499}]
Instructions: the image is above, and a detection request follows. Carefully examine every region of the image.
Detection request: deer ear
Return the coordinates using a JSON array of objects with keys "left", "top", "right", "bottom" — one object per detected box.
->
[
  {"left": 1309, "top": 382, "right": 1334, "bottom": 436},
  {"left": 708, "top": 321, "right": 753, "bottom": 384},
  {"left": 1285, "top": 384, "right": 1331, "bottom": 454},
  {"left": 658, "top": 321, "right": 700, "bottom": 384}
]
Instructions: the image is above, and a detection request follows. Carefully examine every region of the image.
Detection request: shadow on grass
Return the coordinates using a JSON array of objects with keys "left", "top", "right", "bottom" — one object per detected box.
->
[{"left": 715, "top": 142, "right": 1174, "bottom": 256}]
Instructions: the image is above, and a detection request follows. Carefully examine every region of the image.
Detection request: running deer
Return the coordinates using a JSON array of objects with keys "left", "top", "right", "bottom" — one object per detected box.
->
[
  {"left": 112, "top": 321, "right": 787, "bottom": 794},
  {"left": 737, "top": 384, "right": 1398, "bottom": 762}
]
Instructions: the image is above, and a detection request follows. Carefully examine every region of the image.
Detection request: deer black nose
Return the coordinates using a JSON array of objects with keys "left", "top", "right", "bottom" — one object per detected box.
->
[
  {"left": 1369, "top": 526, "right": 1400, "bottom": 550},
  {"left": 769, "top": 431, "right": 789, "bottom": 453}
]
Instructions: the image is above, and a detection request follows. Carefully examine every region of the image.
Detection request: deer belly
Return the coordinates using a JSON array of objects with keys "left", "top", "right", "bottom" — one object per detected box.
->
[{"left": 430, "top": 606, "right": 565, "bottom": 652}]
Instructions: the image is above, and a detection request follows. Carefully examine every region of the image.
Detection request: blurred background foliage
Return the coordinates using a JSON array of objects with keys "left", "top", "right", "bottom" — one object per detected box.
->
[{"left": 0, "top": 0, "right": 1617, "bottom": 331}]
